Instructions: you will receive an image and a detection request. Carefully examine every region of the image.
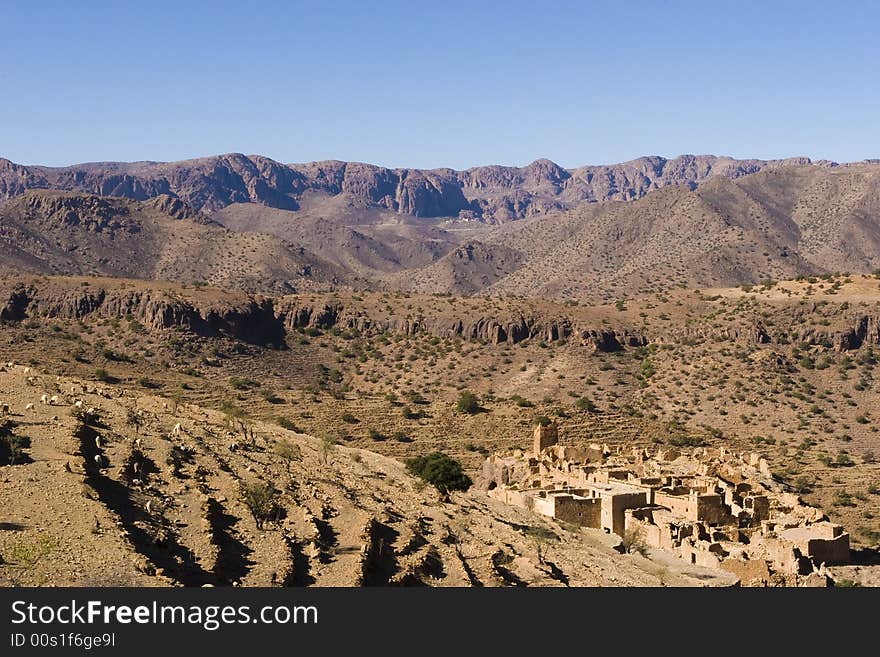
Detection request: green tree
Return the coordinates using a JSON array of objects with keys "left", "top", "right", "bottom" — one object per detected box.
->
[{"left": 406, "top": 452, "right": 472, "bottom": 494}]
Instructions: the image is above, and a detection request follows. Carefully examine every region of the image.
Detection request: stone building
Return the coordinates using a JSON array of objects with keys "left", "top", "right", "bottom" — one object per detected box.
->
[{"left": 480, "top": 421, "right": 851, "bottom": 586}]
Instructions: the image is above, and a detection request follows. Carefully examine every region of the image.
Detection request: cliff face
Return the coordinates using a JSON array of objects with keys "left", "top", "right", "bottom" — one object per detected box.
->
[
  {"left": 2, "top": 279, "right": 877, "bottom": 352},
  {"left": 0, "top": 153, "right": 820, "bottom": 223},
  {"left": 0, "top": 282, "right": 284, "bottom": 346}
]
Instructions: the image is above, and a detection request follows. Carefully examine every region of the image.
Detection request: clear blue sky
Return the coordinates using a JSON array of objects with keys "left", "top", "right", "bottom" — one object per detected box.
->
[{"left": 1, "top": 1, "right": 878, "bottom": 169}]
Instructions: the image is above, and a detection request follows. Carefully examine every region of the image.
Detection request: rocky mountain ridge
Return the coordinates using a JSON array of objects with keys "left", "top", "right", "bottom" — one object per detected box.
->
[{"left": 1, "top": 152, "right": 830, "bottom": 223}]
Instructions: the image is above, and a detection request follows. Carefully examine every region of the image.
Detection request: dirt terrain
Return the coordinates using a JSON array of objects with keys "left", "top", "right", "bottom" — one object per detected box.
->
[
  {"left": 0, "top": 365, "right": 736, "bottom": 587},
  {"left": 1, "top": 272, "right": 879, "bottom": 587}
]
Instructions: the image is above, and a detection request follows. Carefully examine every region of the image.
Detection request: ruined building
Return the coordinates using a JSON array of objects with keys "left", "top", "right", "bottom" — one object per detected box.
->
[{"left": 479, "top": 422, "right": 850, "bottom": 586}]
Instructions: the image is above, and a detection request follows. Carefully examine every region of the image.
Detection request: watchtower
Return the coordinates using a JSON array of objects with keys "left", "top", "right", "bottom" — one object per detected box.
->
[{"left": 533, "top": 421, "right": 559, "bottom": 455}]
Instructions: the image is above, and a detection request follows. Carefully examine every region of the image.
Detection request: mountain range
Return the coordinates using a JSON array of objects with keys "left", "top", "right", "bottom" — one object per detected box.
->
[
  {"left": 1, "top": 153, "right": 879, "bottom": 300},
  {"left": 1, "top": 153, "right": 830, "bottom": 222}
]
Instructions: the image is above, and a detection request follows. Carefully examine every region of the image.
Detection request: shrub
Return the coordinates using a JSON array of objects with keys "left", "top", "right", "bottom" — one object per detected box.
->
[
  {"left": 124, "top": 409, "right": 143, "bottom": 433},
  {"left": 274, "top": 416, "right": 300, "bottom": 432},
  {"left": 101, "top": 348, "right": 127, "bottom": 362},
  {"left": 456, "top": 391, "right": 481, "bottom": 415},
  {"left": 274, "top": 440, "right": 301, "bottom": 473},
  {"left": 406, "top": 391, "right": 428, "bottom": 405},
  {"left": 668, "top": 434, "right": 706, "bottom": 448},
  {"left": 405, "top": 452, "right": 472, "bottom": 494},
  {"left": 239, "top": 481, "right": 278, "bottom": 530},
  {"left": 128, "top": 318, "right": 147, "bottom": 334},
  {"left": 793, "top": 476, "right": 813, "bottom": 494},
  {"left": 229, "top": 377, "right": 259, "bottom": 390},
  {"left": 401, "top": 406, "right": 422, "bottom": 420},
  {"left": 320, "top": 435, "right": 336, "bottom": 464},
  {"left": 576, "top": 397, "right": 598, "bottom": 412},
  {"left": 0, "top": 420, "right": 30, "bottom": 465},
  {"left": 261, "top": 390, "right": 282, "bottom": 404},
  {"left": 622, "top": 526, "right": 649, "bottom": 557}
]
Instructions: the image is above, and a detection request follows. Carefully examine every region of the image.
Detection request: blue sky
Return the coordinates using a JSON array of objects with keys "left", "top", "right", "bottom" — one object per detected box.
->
[{"left": 1, "top": 1, "right": 878, "bottom": 169}]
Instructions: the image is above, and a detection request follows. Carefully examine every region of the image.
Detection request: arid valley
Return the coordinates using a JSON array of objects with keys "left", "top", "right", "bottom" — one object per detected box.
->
[{"left": 1, "top": 154, "right": 880, "bottom": 587}]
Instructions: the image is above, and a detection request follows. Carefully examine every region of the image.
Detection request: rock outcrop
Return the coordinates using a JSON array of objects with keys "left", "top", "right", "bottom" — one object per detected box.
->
[
  {"left": 4, "top": 278, "right": 878, "bottom": 353},
  {"left": 0, "top": 282, "right": 284, "bottom": 346}
]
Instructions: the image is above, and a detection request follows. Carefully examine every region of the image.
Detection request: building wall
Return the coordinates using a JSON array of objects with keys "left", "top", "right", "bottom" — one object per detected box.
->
[
  {"left": 532, "top": 495, "right": 555, "bottom": 518},
  {"left": 720, "top": 557, "right": 771, "bottom": 586},
  {"left": 766, "top": 539, "right": 802, "bottom": 575},
  {"left": 802, "top": 534, "right": 850, "bottom": 566},
  {"left": 602, "top": 492, "right": 648, "bottom": 536},
  {"left": 654, "top": 490, "right": 694, "bottom": 519},
  {"left": 744, "top": 495, "right": 770, "bottom": 522},
  {"left": 533, "top": 424, "right": 558, "bottom": 454},
  {"left": 695, "top": 494, "right": 727, "bottom": 524},
  {"left": 554, "top": 495, "right": 602, "bottom": 528}
]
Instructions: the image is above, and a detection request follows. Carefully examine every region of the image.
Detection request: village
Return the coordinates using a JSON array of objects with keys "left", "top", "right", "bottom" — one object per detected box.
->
[{"left": 479, "top": 421, "right": 851, "bottom": 586}]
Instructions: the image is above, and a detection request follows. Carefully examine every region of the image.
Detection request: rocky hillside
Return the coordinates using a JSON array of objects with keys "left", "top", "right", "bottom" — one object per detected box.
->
[
  {"left": 0, "top": 364, "right": 737, "bottom": 587},
  {"left": 2, "top": 273, "right": 880, "bottom": 581},
  {"left": 1, "top": 152, "right": 824, "bottom": 223},
  {"left": 4, "top": 275, "right": 879, "bottom": 354},
  {"left": 213, "top": 201, "right": 462, "bottom": 279},
  {"left": 0, "top": 190, "right": 348, "bottom": 294},
  {"left": 484, "top": 163, "right": 880, "bottom": 301}
]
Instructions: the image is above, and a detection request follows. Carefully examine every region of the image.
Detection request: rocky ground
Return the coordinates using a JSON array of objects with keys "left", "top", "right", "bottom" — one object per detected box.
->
[
  {"left": 2, "top": 273, "right": 880, "bottom": 586},
  {"left": 0, "top": 366, "right": 736, "bottom": 587}
]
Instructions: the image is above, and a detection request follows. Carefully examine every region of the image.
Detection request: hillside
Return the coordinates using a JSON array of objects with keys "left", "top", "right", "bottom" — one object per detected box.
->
[
  {"left": 0, "top": 364, "right": 733, "bottom": 587},
  {"left": 2, "top": 273, "right": 880, "bottom": 571},
  {"left": 483, "top": 163, "right": 880, "bottom": 301},
  {"left": 2, "top": 274, "right": 880, "bottom": 585},
  {"left": 213, "top": 201, "right": 463, "bottom": 279},
  {"left": 0, "top": 190, "right": 348, "bottom": 294}
]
